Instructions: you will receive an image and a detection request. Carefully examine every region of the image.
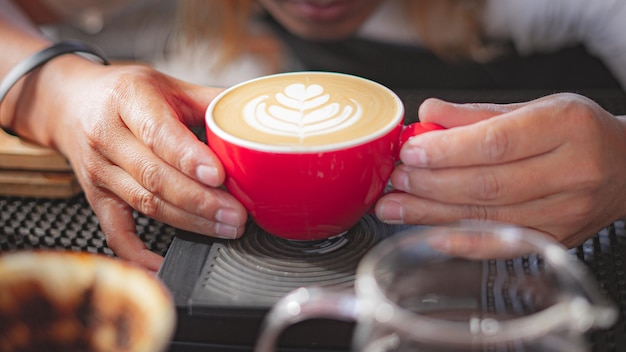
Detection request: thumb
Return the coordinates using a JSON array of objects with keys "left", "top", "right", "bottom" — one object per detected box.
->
[{"left": 418, "top": 98, "right": 528, "bottom": 128}]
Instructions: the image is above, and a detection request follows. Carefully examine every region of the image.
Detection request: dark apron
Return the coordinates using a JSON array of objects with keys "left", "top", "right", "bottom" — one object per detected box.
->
[{"left": 265, "top": 16, "right": 622, "bottom": 91}]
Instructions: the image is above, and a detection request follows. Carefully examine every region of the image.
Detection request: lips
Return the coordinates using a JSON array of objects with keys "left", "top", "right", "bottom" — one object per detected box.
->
[{"left": 284, "top": 0, "right": 357, "bottom": 22}]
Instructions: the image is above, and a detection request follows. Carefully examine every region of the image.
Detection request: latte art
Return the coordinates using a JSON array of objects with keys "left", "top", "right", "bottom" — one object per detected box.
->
[
  {"left": 209, "top": 72, "right": 403, "bottom": 150},
  {"left": 244, "top": 83, "right": 362, "bottom": 140}
]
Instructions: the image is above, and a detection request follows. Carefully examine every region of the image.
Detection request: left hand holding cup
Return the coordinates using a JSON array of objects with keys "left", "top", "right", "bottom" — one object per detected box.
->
[{"left": 376, "top": 93, "right": 626, "bottom": 247}]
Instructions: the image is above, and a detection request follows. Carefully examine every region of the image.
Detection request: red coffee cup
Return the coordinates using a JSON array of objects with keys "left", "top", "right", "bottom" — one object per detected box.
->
[{"left": 206, "top": 72, "right": 443, "bottom": 241}]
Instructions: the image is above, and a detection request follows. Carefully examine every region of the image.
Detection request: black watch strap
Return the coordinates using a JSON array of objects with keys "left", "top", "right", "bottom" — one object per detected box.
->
[{"left": 0, "top": 40, "right": 110, "bottom": 135}]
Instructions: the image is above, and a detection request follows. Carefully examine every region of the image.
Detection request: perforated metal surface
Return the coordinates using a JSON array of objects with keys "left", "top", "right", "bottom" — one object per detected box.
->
[
  {"left": 2, "top": 89, "right": 626, "bottom": 351},
  {"left": 577, "top": 222, "right": 626, "bottom": 352},
  {"left": 1, "top": 192, "right": 626, "bottom": 351},
  {"left": 0, "top": 195, "right": 175, "bottom": 256}
]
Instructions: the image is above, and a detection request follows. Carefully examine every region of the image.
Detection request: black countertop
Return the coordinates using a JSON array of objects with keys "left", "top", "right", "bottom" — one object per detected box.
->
[{"left": 2, "top": 89, "right": 626, "bottom": 351}]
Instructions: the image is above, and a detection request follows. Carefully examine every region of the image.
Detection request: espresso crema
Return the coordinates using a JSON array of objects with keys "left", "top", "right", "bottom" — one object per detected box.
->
[{"left": 209, "top": 72, "right": 403, "bottom": 150}]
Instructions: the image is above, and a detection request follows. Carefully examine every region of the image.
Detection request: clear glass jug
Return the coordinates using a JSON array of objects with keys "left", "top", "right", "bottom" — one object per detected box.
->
[{"left": 255, "top": 221, "right": 618, "bottom": 351}]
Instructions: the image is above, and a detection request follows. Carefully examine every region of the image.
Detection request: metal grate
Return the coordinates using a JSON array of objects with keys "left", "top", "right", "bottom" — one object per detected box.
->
[
  {"left": 0, "top": 195, "right": 175, "bottom": 256},
  {"left": 577, "top": 221, "right": 626, "bottom": 352},
  {"left": 2, "top": 89, "right": 626, "bottom": 351}
]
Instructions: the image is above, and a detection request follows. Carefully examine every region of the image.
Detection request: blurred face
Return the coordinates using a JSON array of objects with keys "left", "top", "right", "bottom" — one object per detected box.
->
[{"left": 257, "top": 0, "right": 386, "bottom": 40}]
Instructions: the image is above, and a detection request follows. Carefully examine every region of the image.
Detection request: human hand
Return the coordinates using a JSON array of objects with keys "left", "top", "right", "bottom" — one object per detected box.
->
[
  {"left": 375, "top": 93, "right": 626, "bottom": 248},
  {"left": 13, "top": 58, "right": 247, "bottom": 272}
]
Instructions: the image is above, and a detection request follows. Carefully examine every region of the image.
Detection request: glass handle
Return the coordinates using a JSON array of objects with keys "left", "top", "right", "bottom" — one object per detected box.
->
[
  {"left": 559, "top": 253, "right": 619, "bottom": 331},
  {"left": 254, "top": 287, "right": 359, "bottom": 352}
]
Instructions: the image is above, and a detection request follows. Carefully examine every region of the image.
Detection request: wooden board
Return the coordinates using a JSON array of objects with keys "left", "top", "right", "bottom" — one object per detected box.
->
[
  {"left": 0, "top": 132, "right": 81, "bottom": 198},
  {"left": 0, "top": 170, "right": 81, "bottom": 198},
  {"left": 0, "top": 132, "right": 72, "bottom": 171}
]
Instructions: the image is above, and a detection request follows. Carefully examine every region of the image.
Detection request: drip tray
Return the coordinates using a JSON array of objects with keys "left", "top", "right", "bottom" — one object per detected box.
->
[{"left": 158, "top": 215, "right": 396, "bottom": 351}]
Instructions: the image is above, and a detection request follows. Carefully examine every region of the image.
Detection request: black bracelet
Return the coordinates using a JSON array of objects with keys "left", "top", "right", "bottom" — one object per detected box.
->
[{"left": 0, "top": 40, "right": 110, "bottom": 136}]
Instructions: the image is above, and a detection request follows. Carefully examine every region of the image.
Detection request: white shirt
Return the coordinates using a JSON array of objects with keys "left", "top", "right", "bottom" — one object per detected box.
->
[
  {"left": 483, "top": 0, "right": 626, "bottom": 89},
  {"left": 40, "top": 0, "right": 626, "bottom": 89}
]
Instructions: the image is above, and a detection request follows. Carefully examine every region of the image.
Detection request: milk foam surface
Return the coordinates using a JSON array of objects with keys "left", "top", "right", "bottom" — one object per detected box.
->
[
  {"left": 212, "top": 73, "right": 402, "bottom": 148},
  {"left": 244, "top": 82, "right": 362, "bottom": 140}
]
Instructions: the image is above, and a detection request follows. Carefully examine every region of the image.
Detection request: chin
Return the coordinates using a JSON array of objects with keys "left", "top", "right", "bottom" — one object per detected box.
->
[{"left": 289, "top": 27, "right": 355, "bottom": 41}]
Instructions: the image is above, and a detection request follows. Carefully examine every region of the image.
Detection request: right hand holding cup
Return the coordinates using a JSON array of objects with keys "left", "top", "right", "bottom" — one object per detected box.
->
[{"left": 10, "top": 57, "right": 247, "bottom": 271}]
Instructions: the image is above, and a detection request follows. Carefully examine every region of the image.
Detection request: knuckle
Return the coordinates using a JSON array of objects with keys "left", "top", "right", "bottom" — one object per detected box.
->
[
  {"left": 552, "top": 92, "right": 592, "bottom": 108},
  {"left": 83, "top": 115, "right": 111, "bottom": 153},
  {"left": 110, "top": 65, "right": 159, "bottom": 89},
  {"left": 550, "top": 93, "right": 599, "bottom": 129},
  {"left": 137, "top": 114, "right": 168, "bottom": 150},
  {"left": 137, "top": 161, "right": 165, "bottom": 193},
  {"left": 460, "top": 204, "right": 493, "bottom": 221},
  {"left": 131, "top": 188, "right": 161, "bottom": 218},
  {"left": 86, "top": 165, "right": 106, "bottom": 188},
  {"left": 76, "top": 158, "right": 108, "bottom": 188},
  {"left": 481, "top": 125, "right": 509, "bottom": 162},
  {"left": 470, "top": 171, "right": 500, "bottom": 201},
  {"left": 177, "top": 150, "right": 197, "bottom": 175},
  {"left": 105, "top": 67, "right": 151, "bottom": 105},
  {"left": 104, "top": 68, "right": 171, "bottom": 151}
]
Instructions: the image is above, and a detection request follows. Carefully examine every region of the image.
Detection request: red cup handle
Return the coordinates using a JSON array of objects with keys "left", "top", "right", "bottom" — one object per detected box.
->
[
  {"left": 368, "top": 122, "right": 446, "bottom": 215},
  {"left": 400, "top": 122, "right": 446, "bottom": 149}
]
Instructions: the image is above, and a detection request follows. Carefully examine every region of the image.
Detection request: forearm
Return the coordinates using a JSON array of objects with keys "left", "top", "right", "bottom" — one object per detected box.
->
[
  {"left": 0, "top": 0, "right": 53, "bottom": 129},
  {"left": 615, "top": 115, "right": 626, "bottom": 220},
  {"left": 0, "top": 0, "right": 106, "bottom": 151},
  {"left": 0, "top": 0, "right": 51, "bottom": 62}
]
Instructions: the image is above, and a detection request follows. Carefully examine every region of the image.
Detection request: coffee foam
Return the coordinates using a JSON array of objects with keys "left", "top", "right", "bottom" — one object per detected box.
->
[{"left": 210, "top": 72, "right": 403, "bottom": 151}]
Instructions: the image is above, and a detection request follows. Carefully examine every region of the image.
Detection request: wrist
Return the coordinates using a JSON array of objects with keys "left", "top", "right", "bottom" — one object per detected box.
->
[
  {"left": 0, "top": 41, "right": 108, "bottom": 145},
  {"left": 21, "top": 54, "right": 110, "bottom": 150}
]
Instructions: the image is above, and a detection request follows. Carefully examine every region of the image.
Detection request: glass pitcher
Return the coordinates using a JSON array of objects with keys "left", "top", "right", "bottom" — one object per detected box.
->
[{"left": 255, "top": 221, "right": 618, "bottom": 352}]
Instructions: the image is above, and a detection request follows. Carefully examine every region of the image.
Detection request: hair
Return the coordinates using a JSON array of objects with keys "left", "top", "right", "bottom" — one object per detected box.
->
[{"left": 173, "top": 0, "right": 494, "bottom": 72}]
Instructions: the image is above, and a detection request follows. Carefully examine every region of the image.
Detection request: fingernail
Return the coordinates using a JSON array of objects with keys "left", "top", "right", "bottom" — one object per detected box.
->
[
  {"left": 215, "top": 208, "right": 242, "bottom": 238},
  {"left": 214, "top": 223, "right": 240, "bottom": 239},
  {"left": 196, "top": 165, "right": 219, "bottom": 187},
  {"left": 216, "top": 208, "right": 242, "bottom": 226},
  {"left": 401, "top": 143, "right": 428, "bottom": 166},
  {"left": 377, "top": 200, "right": 404, "bottom": 224},
  {"left": 391, "top": 168, "right": 410, "bottom": 192}
]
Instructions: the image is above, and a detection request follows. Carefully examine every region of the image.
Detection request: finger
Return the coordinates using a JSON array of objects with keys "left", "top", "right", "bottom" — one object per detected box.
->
[
  {"left": 377, "top": 191, "right": 515, "bottom": 226},
  {"left": 108, "top": 127, "right": 241, "bottom": 214},
  {"left": 116, "top": 75, "right": 227, "bottom": 188},
  {"left": 94, "top": 81, "right": 248, "bottom": 235},
  {"left": 403, "top": 98, "right": 565, "bottom": 168},
  {"left": 390, "top": 147, "right": 576, "bottom": 205},
  {"left": 90, "top": 193, "right": 164, "bottom": 272},
  {"left": 95, "top": 159, "right": 246, "bottom": 240},
  {"left": 375, "top": 191, "right": 590, "bottom": 247},
  {"left": 418, "top": 97, "right": 527, "bottom": 127},
  {"left": 424, "top": 227, "right": 540, "bottom": 260}
]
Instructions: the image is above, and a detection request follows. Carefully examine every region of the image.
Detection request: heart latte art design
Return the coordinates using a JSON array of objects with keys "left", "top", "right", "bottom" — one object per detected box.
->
[{"left": 243, "top": 83, "right": 362, "bottom": 139}]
